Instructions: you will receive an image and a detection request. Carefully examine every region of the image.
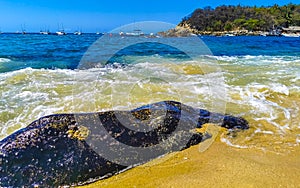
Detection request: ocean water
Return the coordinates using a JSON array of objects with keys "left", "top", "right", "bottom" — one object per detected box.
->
[{"left": 0, "top": 33, "right": 299, "bottom": 155}]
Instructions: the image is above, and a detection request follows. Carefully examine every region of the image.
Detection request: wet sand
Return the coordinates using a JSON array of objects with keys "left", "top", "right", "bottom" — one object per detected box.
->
[{"left": 80, "top": 134, "right": 300, "bottom": 188}]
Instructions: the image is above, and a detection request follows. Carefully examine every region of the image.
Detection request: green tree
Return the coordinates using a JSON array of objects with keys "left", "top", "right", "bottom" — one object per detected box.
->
[
  {"left": 213, "top": 20, "right": 222, "bottom": 31},
  {"left": 179, "top": 4, "right": 300, "bottom": 32},
  {"left": 224, "top": 22, "right": 233, "bottom": 31}
]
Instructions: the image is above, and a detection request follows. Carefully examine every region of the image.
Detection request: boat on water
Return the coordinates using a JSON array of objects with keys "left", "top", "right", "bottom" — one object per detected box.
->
[
  {"left": 74, "top": 27, "right": 82, "bottom": 35},
  {"left": 20, "top": 24, "right": 27, "bottom": 35},
  {"left": 124, "top": 29, "right": 144, "bottom": 36},
  {"left": 19, "top": 25, "right": 26, "bottom": 34},
  {"left": 21, "top": 28, "right": 26, "bottom": 35},
  {"left": 56, "top": 31, "right": 66, "bottom": 35},
  {"left": 74, "top": 31, "right": 82, "bottom": 35},
  {"left": 56, "top": 24, "right": 67, "bottom": 35},
  {"left": 282, "top": 26, "right": 300, "bottom": 37},
  {"left": 224, "top": 33, "right": 235, "bottom": 36},
  {"left": 40, "top": 30, "right": 51, "bottom": 35},
  {"left": 281, "top": 33, "right": 300, "bottom": 37}
]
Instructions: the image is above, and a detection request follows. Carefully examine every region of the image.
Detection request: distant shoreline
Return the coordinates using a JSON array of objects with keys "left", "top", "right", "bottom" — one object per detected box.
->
[
  {"left": 0, "top": 29, "right": 299, "bottom": 37},
  {"left": 157, "top": 25, "right": 300, "bottom": 37},
  {"left": 0, "top": 32, "right": 103, "bottom": 35}
]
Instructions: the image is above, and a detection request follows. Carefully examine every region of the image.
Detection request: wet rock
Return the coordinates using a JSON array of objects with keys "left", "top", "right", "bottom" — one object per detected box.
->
[{"left": 0, "top": 101, "right": 248, "bottom": 187}]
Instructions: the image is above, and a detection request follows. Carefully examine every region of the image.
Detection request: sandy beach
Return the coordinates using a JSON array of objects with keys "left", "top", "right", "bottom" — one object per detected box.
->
[
  {"left": 81, "top": 132, "right": 300, "bottom": 188},
  {"left": 1, "top": 34, "right": 299, "bottom": 187}
]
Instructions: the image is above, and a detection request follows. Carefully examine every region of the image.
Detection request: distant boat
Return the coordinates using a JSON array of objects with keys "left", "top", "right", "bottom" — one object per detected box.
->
[
  {"left": 56, "top": 24, "right": 66, "bottom": 35},
  {"left": 124, "top": 29, "right": 144, "bottom": 36},
  {"left": 56, "top": 31, "right": 66, "bottom": 35},
  {"left": 282, "top": 33, "right": 300, "bottom": 37},
  {"left": 259, "top": 32, "right": 268, "bottom": 36},
  {"left": 145, "top": 32, "right": 159, "bottom": 38},
  {"left": 40, "top": 30, "right": 50, "bottom": 35},
  {"left": 21, "top": 24, "right": 26, "bottom": 34},
  {"left": 96, "top": 31, "right": 104, "bottom": 35},
  {"left": 73, "top": 27, "right": 82, "bottom": 35},
  {"left": 74, "top": 31, "right": 82, "bottom": 35},
  {"left": 224, "top": 33, "right": 235, "bottom": 36},
  {"left": 21, "top": 28, "right": 26, "bottom": 35},
  {"left": 282, "top": 26, "right": 300, "bottom": 37}
]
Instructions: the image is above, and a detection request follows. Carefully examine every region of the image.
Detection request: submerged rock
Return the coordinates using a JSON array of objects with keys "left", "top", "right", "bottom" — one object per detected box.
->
[{"left": 0, "top": 101, "right": 248, "bottom": 187}]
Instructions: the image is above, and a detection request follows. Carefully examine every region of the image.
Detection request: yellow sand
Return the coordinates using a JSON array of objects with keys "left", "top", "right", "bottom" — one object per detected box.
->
[{"left": 80, "top": 135, "right": 300, "bottom": 188}]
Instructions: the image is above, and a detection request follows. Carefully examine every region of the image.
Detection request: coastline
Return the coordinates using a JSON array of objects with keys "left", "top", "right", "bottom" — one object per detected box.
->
[
  {"left": 158, "top": 25, "right": 300, "bottom": 37},
  {"left": 79, "top": 134, "right": 300, "bottom": 187}
]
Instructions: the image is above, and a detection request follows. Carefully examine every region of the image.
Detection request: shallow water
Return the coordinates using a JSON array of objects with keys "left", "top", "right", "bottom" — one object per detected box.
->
[{"left": 0, "top": 34, "right": 299, "bottom": 156}]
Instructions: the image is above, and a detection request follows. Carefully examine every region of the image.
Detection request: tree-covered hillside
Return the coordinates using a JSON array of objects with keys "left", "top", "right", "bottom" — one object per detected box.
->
[{"left": 179, "top": 4, "right": 300, "bottom": 32}]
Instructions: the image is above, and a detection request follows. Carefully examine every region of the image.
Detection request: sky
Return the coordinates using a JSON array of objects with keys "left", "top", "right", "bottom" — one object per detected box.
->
[{"left": 0, "top": 0, "right": 298, "bottom": 33}]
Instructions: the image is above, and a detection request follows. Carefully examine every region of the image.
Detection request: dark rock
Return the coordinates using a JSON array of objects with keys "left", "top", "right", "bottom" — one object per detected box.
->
[{"left": 0, "top": 101, "right": 248, "bottom": 187}]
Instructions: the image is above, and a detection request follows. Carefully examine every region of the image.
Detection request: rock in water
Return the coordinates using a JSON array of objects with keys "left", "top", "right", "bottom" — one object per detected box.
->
[{"left": 0, "top": 101, "right": 248, "bottom": 187}]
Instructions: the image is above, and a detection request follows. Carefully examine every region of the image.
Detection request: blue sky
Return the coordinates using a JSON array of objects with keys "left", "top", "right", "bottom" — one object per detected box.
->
[{"left": 0, "top": 0, "right": 297, "bottom": 32}]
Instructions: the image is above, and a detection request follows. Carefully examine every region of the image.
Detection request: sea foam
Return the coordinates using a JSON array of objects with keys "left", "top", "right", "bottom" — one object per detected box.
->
[{"left": 0, "top": 58, "right": 11, "bottom": 63}]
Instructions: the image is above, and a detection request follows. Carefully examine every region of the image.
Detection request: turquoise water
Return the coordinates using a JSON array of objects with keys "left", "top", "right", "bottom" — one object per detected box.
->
[
  {"left": 0, "top": 33, "right": 99, "bottom": 72},
  {"left": 0, "top": 34, "right": 299, "bottom": 72},
  {"left": 0, "top": 34, "right": 300, "bottom": 153}
]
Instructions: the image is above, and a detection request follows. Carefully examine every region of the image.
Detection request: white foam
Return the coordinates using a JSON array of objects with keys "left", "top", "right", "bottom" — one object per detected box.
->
[
  {"left": 270, "top": 83, "right": 289, "bottom": 96},
  {"left": 31, "top": 105, "right": 64, "bottom": 118},
  {"left": 254, "top": 128, "right": 274, "bottom": 135},
  {"left": 244, "top": 83, "right": 291, "bottom": 118},
  {"left": 220, "top": 137, "right": 249, "bottom": 149},
  {"left": 208, "top": 55, "right": 300, "bottom": 66},
  {"left": 212, "top": 55, "right": 239, "bottom": 62},
  {"left": 226, "top": 82, "right": 293, "bottom": 134},
  {"left": 0, "top": 58, "right": 11, "bottom": 63},
  {"left": 291, "top": 74, "right": 300, "bottom": 83}
]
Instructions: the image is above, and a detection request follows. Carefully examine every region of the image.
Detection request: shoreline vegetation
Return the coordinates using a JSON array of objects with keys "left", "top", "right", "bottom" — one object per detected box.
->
[{"left": 159, "top": 3, "right": 300, "bottom": 37}]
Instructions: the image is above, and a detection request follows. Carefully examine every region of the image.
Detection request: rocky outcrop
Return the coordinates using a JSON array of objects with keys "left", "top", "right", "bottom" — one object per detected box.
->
[
  {"left": 0, "top": 101, "right": 248, "bottom": 187},
  {"left": 157, "top": 26, "right": 197, "bottom": 37}
]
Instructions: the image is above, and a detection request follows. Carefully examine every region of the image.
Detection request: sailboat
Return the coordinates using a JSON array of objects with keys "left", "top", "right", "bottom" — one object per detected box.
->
[
  {"left": 74, "top": 31, "right": 82, "bottom": 35},
  {"left": 74, "top": 28, "right": 82, "bottom": 35},
  {"left": 56, "top": 24, "right": 66, "bottom": 35},
  {"left": 40, "top": 27, "right": 51, "bottom": 35},
  {"left": 21, "top": 24, "right": 26, "bottom": 34},
  {"left": 125, "top": 29, "right": 144, "bottom": 36},
  {"left": 40, "top": 30, "right": 51, "bottom": 35}
]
